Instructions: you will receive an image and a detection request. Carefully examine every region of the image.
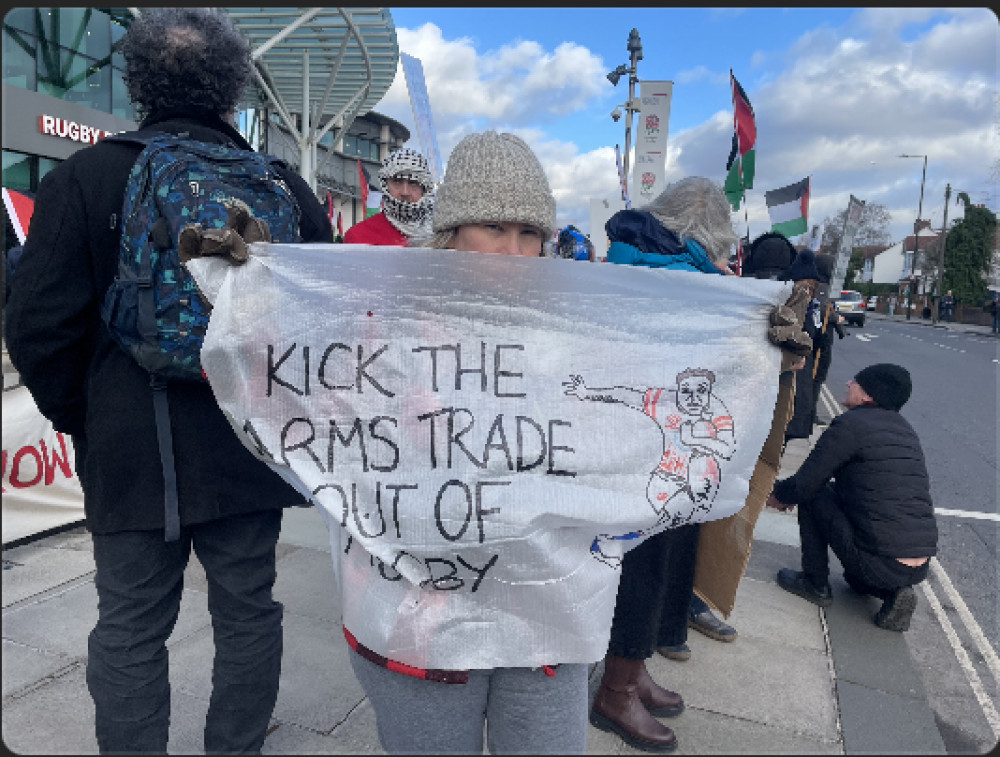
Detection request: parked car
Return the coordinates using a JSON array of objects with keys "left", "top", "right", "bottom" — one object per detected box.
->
[
  {"left": 867, "top": 295, "right": 879, "bottom": 309},
  {"left": 833, "top": 289, "right": 866, "bottom": 327}
]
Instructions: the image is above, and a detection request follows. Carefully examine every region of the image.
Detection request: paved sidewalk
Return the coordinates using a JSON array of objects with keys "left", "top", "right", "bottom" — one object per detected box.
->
[
  {"left": 868, "top": 309, "right": 998, "bottom": 337},
  {"left": 2, "top": 422, "right": 947, "bottom": 754}
]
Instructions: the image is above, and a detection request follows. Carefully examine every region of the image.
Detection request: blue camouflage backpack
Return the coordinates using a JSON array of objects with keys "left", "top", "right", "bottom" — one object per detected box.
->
[
  {"left": 100, "top": 130, "right": 301, "bottom": 540},
  {"left": 101, "top": 131, "right": 300, "bottom": 380}
]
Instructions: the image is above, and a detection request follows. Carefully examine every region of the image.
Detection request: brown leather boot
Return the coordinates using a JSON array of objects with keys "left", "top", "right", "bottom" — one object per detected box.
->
[
  {"left": 635, "top": 659, "right": 684, "bottom": 717},
  {"left": 590, "top": 655, "right": 678, "bottom": 752}
]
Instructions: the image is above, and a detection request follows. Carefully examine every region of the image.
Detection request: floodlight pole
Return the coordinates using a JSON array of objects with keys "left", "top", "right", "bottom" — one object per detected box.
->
[{"left": 622, "top": 29, "right": 642, "bottom": 181}]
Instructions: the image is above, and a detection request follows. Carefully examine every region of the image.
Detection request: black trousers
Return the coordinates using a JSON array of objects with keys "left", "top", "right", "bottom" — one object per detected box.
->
[
  {"left": 606, "top": 523, "right": 700, "bottom": 660},
  {"left": 87, "top": 509, "right": 284, "bottom": 754},
  {"left": 798, "top": 484, "right": 929, "bottom": 596}
]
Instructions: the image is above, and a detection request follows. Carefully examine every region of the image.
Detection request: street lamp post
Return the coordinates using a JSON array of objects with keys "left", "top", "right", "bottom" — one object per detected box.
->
[
  {"left": 936, "top": 183, "right": 953, "bottom": 323},
  {"left": 607, "top": 29, "right": 643, "bottom": 182},
  {"left": 898, "top": 153, "right": 927, "bottom": 321}
]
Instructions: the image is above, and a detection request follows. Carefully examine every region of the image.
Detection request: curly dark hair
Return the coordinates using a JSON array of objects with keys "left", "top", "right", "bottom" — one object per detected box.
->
[{"left": 121, "top": 8, "right": 252, "bottom": 120}]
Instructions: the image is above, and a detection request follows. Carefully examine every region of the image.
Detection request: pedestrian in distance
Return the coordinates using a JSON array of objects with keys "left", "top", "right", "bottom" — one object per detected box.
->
[
  {"left": 346, "top": 130, "right": 595, "bottom": 755},
  {"left": 767, "top": 363, "right": 938, "bottom": 632},
  {"left": 5, "top": 8, "right": 332, "bottom": 754},
  {"left": 344, "top": 147, "right": 435, "bottom": 246},
  {"left": 989, "top": 292, "right": 999, "bottom": 334},
  {"left": 940, "top": 290, "right": 955, "bottom": 322}
]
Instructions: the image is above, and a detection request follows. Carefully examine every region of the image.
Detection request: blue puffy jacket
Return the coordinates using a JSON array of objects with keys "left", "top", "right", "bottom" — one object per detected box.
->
[{"left": 605, "top": 209, "right": 721, "bottom": 274}]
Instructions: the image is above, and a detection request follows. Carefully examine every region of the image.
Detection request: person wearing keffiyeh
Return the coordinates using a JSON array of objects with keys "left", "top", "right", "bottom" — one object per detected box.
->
[{"left": 344, "top": 147, "right": 435, "bottom": 245}]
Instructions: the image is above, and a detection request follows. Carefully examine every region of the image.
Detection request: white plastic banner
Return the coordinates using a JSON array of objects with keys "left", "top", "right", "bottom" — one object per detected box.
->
[
  {"left": 830, "top": 195, "right": 865, "bottom": 293},
  {"left": 2, "top": 356, "right": 84, "bottom": 543},
  {"left": 187, "top": 245, "right": 789, "bottom": 669},
  {"left": 632, "top": 80, "right": 673, "bottom": 205},
  {"left": 400, "top": 53, "right": 444, "bottom": 185}
]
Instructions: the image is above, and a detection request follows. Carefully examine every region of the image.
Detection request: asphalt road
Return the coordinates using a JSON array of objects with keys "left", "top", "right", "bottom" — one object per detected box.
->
[{"left": 813, "top": 317, "right": 999, "bottom": 753}]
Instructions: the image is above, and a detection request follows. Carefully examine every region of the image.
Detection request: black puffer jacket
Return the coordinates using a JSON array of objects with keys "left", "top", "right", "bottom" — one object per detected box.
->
[
  {"left": 5, "top": 111, "right": 333, "bottom": 534},
  {"left": 772, "top": 404, "right": 937, "bottom": 558}
]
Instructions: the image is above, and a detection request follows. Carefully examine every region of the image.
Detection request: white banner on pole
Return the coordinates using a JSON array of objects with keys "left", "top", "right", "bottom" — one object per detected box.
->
[
  {"left": 632, "top": 80, "right": 673, "bottom": 206},
  {"left": 589, "top": 198, "right": 627, "bottom": 260},
  {"left": 2, "top": 355, "right": 84, "bottom": 543},
  {"left": 400, "top": 53, "right": 444, "bottom": 184},
  {"left": 615, "top": 145, "right": 631, "bottom": 209},
  {"left": 187, "top": 245, "right": 788, "bottom": 669},
  {"left": 830, "top": 195, "right": 865, "bottom": 293}
]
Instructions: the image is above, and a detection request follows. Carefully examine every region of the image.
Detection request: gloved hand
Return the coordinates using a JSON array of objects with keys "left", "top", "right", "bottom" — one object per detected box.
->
[
  {"left": 178, "top": 198, "right": 271, "bottom": 265},
  {"left": 767, "top": 304, "right": 813, "bottom": 357}
]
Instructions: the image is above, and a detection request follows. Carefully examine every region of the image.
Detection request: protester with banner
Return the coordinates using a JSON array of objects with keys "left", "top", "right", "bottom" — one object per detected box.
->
[
  {"left": 807, "top": 252, "right": 847, "bottom": 429},
  {"left": 590, "top": 177, "right": 804, "bottom": 753},
  {"left": 343, "top": 130, "right": 599, "bottom": 755},
  {"left": 344, "top": 147, "right": 435, "bottom": 246},
  {"left": 184, "top": 136, "right": 790, "bottom": 752},
  {"left": 4, "top": 10, "right": 332, "bottom": 754},
  {"left": 781, "top": 248, "right": 825, "bottom": 442}
]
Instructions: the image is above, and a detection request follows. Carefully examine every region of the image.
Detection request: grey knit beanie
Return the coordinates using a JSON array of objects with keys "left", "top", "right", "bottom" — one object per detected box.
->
[{"left": 432, "top": 131, "right": 556, "bottom": 238}]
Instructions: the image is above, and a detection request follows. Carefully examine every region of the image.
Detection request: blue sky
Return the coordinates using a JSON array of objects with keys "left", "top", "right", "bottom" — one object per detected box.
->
[{"left": 375, "top": 7, "right": 998, "bottom": 246}]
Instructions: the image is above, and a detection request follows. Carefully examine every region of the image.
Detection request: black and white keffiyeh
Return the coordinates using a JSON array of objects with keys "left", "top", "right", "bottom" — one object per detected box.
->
[{"left": 378, "top": 148, "right": 435, "bottom": 239}]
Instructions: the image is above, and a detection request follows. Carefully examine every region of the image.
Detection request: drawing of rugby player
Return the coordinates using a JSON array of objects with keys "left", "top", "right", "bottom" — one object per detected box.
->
[{"left": 563, "top": 368, "right": 735, "bottom": 566}]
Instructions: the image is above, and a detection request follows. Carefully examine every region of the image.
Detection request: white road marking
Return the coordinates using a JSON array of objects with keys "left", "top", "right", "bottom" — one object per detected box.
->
[
  {"left": 920, "top": 576, "right": 1000, "bottom": 739},
  {"left": 934, "top": 508, "right": 1000, "bottom": 522},
  {"left": 929, "top": 559, "right": 1000, "bottom": 686},
  {"left": 855, "top": 334, "right": 875, "bottom": 342}
]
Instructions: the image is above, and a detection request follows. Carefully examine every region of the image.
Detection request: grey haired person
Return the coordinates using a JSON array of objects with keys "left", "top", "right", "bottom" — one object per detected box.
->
[{"left": 5, "top": 8, "right": 332, "bottom": 754}]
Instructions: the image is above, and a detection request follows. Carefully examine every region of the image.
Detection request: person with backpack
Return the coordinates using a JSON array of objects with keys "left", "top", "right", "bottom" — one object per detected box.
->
[{"left": 5, "top": 9, "right": 331, "bottom": 754}]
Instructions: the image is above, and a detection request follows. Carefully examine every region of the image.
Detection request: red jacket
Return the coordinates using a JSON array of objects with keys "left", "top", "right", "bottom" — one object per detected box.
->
[{"left": 343, "top": 211, "right": 408, "bottom": 246}]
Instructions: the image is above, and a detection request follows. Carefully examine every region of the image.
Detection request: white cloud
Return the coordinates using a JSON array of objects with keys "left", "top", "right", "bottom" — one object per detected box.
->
[
  {"left": 382, "top": 23, "right": 608, "bottom": 133},
  {"left": 381, "top": 12, "right": 997, "bottom": 244}
]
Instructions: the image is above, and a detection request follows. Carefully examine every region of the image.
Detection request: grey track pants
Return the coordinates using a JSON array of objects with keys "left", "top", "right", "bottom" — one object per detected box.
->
[{"left": 349, "top": 649, "right": 589, "bottom": 754}]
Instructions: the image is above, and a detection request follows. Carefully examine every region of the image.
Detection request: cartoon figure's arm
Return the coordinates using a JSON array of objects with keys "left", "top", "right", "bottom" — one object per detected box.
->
[
  {"left": 679, "top": 423, "right": 735, "bottom": 459},
  {"left": 563, "top": 375, "right": 645, "bottom": 411}
]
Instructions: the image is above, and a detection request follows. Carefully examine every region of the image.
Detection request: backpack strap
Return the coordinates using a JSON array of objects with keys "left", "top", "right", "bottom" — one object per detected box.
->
[{"left": 150, "top": 381, "right": 181, "bottom": 542}]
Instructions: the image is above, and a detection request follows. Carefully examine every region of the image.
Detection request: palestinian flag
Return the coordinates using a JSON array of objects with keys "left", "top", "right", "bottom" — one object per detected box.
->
[
  {"left": 766, "top": 177, "right": 810, "bottom": 238},
  {"left": 723, "top": 72, "right": 756, "bottom": 211}
]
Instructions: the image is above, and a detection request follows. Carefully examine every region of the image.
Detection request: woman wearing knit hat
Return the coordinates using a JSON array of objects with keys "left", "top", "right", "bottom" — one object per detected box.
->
[
  {"left": 418, "top": 130, "right": 556, "bottom": 255},
  {"left": 346, "top": 131, "right": 589, "bottom": 755},
  {"left": 767, "top": 363, "right": 938, "bottom": 633},
  {"left": 344, "top": 147, "right": 435, "bottom": 246}
]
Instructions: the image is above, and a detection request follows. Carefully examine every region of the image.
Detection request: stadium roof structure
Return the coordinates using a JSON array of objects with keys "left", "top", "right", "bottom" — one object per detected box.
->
[
  {"left": 228, "top": 7, "right": 398, "bottom": 121},
  {"left": 227, "top": 7, "right": 400, "bottom": 190}
]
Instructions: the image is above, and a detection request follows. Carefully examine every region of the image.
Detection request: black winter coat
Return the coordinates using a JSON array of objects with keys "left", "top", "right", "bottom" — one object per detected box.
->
[
  {"left": 772, "top": 404, "right": 937, "bottom": 558},
  {"left": 5, "top": 112, "right": 333, "bottom": 534}
]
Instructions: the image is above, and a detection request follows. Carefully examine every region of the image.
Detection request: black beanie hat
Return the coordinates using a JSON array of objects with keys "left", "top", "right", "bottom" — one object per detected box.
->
[
  {"left": 814, "top": 253, "right": 835, "bottom": 285},
  {"left": 782, "top": 248, "right": 822, "bottom": 282},
  {"left": 854, "top": 363, "right": 912, "bottom": 411},
  {"left": 745, "top": 232, "right": 796, "bottom": 279}
]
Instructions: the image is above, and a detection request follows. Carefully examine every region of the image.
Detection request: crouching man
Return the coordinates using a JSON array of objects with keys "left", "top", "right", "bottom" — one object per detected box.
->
[{"left": 766, "top": 363, "right": 937, "bottom": 632}]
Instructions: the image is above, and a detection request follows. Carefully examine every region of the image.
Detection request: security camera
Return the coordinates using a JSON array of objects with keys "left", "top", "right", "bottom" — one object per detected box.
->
[{"left": 611, "top": 107, "right": 622, "bottom": 122}]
